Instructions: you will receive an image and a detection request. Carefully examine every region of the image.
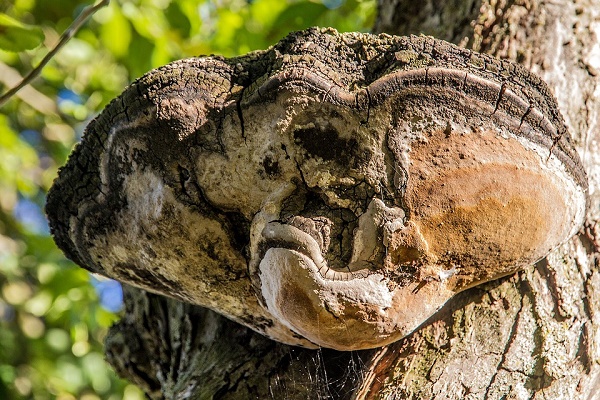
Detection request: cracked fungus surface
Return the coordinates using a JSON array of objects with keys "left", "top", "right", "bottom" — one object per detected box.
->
[{"left": 46, "top": 27, "right": 587, "bottom": 350}]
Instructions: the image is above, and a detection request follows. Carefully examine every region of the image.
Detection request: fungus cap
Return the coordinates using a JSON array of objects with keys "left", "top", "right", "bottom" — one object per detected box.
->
[{"left": 46, "top": 28, "right": 587, "bottom": 350}]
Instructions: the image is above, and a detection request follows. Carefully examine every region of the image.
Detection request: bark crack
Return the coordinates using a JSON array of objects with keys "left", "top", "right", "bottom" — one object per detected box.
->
[{"left": 483, "top": 280, "right": 525, "bottom": 400}]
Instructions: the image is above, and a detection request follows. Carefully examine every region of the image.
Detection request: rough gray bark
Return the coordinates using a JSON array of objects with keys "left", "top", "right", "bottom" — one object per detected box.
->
[{"left": 47, "top": 0, "right": 600, "bottom": 399}]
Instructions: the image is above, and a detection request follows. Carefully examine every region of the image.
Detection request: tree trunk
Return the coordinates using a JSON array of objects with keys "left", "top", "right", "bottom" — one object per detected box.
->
[{"left": 104, "top": 1, "right": 600, "bottom": 398}]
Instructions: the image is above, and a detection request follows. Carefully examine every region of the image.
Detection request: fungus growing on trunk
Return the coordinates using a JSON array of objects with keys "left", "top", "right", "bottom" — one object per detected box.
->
[{"left": 46, "top": 28, "right": 588, "bottom": 350}]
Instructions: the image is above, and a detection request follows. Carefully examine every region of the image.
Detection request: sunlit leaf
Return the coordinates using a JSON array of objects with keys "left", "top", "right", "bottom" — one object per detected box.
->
[
  {"left": 267, "top": 1, "right": 328, "bottom": 40},
  {"left": 165, "top": 2, "right": 191, "bottom": 38},
  {"left": 100, "top": 5, "right": 131, "bottom": 58},
  {"left": 0, "top": 13, "right": 44, "bottom": 52}
]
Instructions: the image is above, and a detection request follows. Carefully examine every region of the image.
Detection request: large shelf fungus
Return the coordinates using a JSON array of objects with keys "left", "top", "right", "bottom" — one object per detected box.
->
[{"left": 46, "top": 28, "right": 588, "bottom": 351}]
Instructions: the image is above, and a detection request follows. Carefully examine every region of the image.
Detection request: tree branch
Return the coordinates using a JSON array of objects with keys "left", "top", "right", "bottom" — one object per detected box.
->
[{"left": 0, "top": 0, "right": 110, "bottom": 109}]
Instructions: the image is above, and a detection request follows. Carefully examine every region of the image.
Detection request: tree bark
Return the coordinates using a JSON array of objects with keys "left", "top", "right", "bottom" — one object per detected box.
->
[{"left": 103, "top": 1, "right": 600, "bottom": 398}]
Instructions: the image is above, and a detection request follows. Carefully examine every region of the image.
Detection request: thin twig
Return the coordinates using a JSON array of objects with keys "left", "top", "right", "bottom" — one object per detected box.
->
[{"left": 0, "top": 0, "right": 111, "bottom": 108}]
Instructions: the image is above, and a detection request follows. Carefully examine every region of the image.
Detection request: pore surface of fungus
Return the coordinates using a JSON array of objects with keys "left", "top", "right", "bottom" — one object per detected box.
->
[{"left": 46, "top": 28, "right": 588, "bottom": 350}]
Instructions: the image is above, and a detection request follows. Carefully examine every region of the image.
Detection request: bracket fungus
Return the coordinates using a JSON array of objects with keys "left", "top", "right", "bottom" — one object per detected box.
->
[{"left": 47, "top": 28, "right": 588, "bottom": 350}]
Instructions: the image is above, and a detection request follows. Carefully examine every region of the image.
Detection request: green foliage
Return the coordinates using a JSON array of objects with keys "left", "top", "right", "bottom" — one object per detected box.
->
[
  {"left": 0, "top": 0, "right": 375, "bottom": 398},
  {"left": 0, "top": 13, "right": 44, "bottom": 52}
]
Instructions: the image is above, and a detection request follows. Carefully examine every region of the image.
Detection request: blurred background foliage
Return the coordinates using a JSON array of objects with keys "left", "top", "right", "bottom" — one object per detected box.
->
[{"left": 0, "top": 0, "right": 375, "bottom": 398}]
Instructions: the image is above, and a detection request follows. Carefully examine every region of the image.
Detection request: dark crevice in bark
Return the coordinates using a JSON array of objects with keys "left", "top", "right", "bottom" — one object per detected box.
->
[
  {"left": 521, "top": 276, "right": 552, "bottom": 392},
  {"left": 536, "top": 259, "right": 569, "bottom": 323},
  {"left": 236, "top": 91, "right": 246, "bottom": 141},
  {"left": 482, "top": 280, "right": 523, "bottom": 399}
]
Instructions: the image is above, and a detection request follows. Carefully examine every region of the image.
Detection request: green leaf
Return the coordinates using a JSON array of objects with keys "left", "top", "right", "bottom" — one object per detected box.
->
[
  {"left": 0, "top": 13, "right": 44, "bottom": 52},
  {"left": 100, "top": 5, "right": 131, "bottom": 58},
  {"left": 165, "top": 2, "right": 191, "bottom": 38},
  {"left": 266, "top": 1, "right": 328, "bottom": 41}
]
